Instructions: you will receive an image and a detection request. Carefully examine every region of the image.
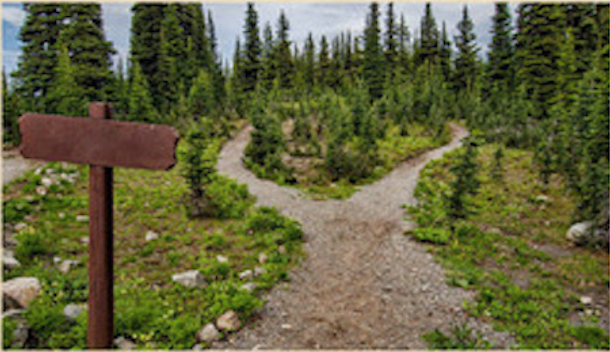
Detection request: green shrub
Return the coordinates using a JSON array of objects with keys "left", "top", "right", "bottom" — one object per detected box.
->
[
  {"left": 3, "top": 317, "right": 17, "bottom": 348},
  {"left": 207, "top": 175, "right": 254, "bottom": 219},
  {"left": 15, "top": 229, "right": 54, "bottom": 259},
  {"left": 412, "top": 227, "right": 452, "bottom": 245},
  {"left": 3, "top": 198, "right": 33, "bottom": 224},
  {"left": 570, "top": 325, "right": 610, "bottom": 349},
  {"left": 25, "top": 295, "right": 71, "bottom": 344},
  {"left": 422, "top": 323, "right": 490, "bottom": 349}
]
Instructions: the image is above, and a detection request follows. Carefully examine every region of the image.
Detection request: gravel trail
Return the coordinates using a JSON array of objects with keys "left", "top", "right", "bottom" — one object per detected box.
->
[
  {"left": 3, "top": 149, "right": 44, "bottom": 185},
  {"left": 216, "top": 124, "right": 512, "bottom": 349}
]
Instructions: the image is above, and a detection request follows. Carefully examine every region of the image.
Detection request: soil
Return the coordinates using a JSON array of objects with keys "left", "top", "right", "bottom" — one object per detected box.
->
[{"left": 216, "top": 123, "right": 514, "bottom": 349}]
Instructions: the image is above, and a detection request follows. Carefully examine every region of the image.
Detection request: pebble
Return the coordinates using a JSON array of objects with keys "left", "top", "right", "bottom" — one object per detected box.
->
[
  {"left": 145, "top": 231, "right": 159, "bottom": 242},
  {"left": 114, "top": 337, "right": 136, "bottom": 350},
  {"left": 216, "top": 310, "right": 240, "bottom": 332},
  {"left": 76, "top": 215, "right": 89, "bottom": 222},
  {"left": 14, "top": 223, "right": 27, "bottom": 232},
  {"left": 281, "top": 324, "right": 293, "bottom": 330},
  {"left": 238, "top": 269, "right": 253, "bottom": 280},
  {"left": 41, "top": 177, "right": 53, "bottom": 188},
  {"left": 258, "top": 253, "right": 268, "bottom": 264},
  {"left": 59, "top": 259, "right": 80, "bottom": 274},
  {"left": 278, "top": 245, "right": 286, "bottom": 254},
  {"left": 35, "top": 186, "right": 47, "bottom": 196},
  {"left": 216, "top": 255, "right": 229, "bottom": 263},
  {"left": 172, "top": 270, "right": 207, "bottom": 288},
  {"left": 196, "top": 323, "right": 221, "bottom": 343},
  {"left": 63, "top": 303, "right": 85, "bottom": 321},
  {"left": 58, "top": 212, "right": 66, "bottom": 219},
  {"left": 254, "top": 266, "right": 266, "bottom": 277},
  {"left": 240, "top": 283, "right": 256, "bottom": 292},
  {"left": 580, "top": 296, "right": 593, "bottom": 305}
]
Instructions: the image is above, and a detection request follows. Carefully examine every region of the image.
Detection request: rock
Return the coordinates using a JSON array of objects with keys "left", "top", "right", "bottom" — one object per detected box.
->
[
  {"left": 14, "top": 223, "right": 27, "bottom": 232},
  {"left": 81, "top": 237, "right": 89, "bottom": 244},
  {"left": 566, "top": 221, "right": 608, "bottom": 246},
  {"left": 4, "top": 251, "right": 20, "bottom": 269},
  {"left": 238, "top": 269, "right": 253, "bottom": 280},
  {"left": 34, "top": 168, "right": 43, "bottom": 175},
  {"left": 58, "top": 212, "right": 66, "bottom": 220},
  {"left": 40, "top": 177, "right": 53, "bottom": 188},
  {"left": 192, "top": 343, "right": 204, "bottom": 350},
  {"left": 76, "top": 215, "right": 89, "bottom": 222},
  {"left": 172, "top": 270, "right": 207, "bottom": 288},
  {"left": 580, "top": 296, "right": 593, "bottom": 305},
  {"left": 145, "top": 231, "right": 159, "bottom": 242},
  {"left": 281, "top": 324, "right": 292, "bottom": 330},
  {"left": 12, "top": 322, "right": 29, "bottom": 348},
  {"left": 59, "top": 259, "right": 79, "bottom": 274},
  {"left": 114, "top": 337, "right": 136, "bottom": 350},
  {"left": 3, "top": 309, "right": 24, "bottom": 319},
  {"left": 258, "top": 253, "right": 268, "bottom": 264},
  {"left": 53, "top": 256, "right": 62, "bottom": 265},
  {"left": 254, "top": 267, "right": 266, "bottom": 277},
  {"left": 240, "top": 283, "right": 256, "bottom": 292},
  {"left": 35, "top": 186, "right": 47, "bottom": 196},
  {"left": 3, "top": 277, "right": 40, "bottom": 309},
  {"left": 535, "top": 195, "right": 549, "bottom": 203},
  {"left": 278, "top": 245, "right": 286, "bottom": 254},
  {"left": 196, "top": 323, "right": 221, "bottom": 343},
  {"left": 63, "top": 304, "right": 85, "bottom": 321},
  {"left": 216, "top": 310, "right": 240, "bottom": 332},
  {"left": 216, "top": 255, "right": 229, "bottom": 263},
  {"left": 45, "top": 168, "right": 53, "bottom": 175}
]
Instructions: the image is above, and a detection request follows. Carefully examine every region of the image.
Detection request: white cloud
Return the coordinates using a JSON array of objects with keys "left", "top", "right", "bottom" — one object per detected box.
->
[{"left": 2, "top": 5, "right": 25, "bottom": 27}]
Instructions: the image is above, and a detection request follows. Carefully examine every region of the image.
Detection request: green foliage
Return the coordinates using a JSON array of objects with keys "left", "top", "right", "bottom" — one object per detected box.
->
[
  {"left": 15, "top": 228, "right": 54, "bottom": 260},
  {"left": 422, "top": 323, "right": 491, "bottom": 349},
  {"left": 128, "top": 62, "right": 158, "bottom": 123},
  {"left": 411, "top": 227, "right": 451, "bottom": 245},
  {"left": 45, "top": 41, "right": 86, "bottom": 116},
  {"left": 206, "top": 175, "right": 255, "bottom": 219},
  {"left": 446, "top": 138, "right": 480, "bottom": 220}
]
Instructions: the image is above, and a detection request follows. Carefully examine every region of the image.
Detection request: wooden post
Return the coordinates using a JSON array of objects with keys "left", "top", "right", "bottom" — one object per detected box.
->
[{"left": 87, "top": 102, "right": 114, "bottom": 348}]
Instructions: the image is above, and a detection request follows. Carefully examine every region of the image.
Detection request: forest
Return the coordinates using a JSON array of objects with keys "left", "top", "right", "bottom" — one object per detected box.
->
[{"left": 2, "top": 2, "right": 609, "bottom": 350}]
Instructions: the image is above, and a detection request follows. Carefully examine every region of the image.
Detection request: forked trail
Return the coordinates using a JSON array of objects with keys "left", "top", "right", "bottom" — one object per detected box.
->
[{"left": 216, "top": 124, "right": 511, "bottom": 349}]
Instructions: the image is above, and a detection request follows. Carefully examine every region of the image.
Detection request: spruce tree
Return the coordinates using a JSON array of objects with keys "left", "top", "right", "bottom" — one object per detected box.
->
[
  {"left": 46, "top": 41, "right": 86, "bottom": 116},
  {"left": 453, "top": 5, "right": 479, "bottom": 93},
  {"left": 276, "top": 10, "right": 295, "bottom": 89},
  {"left": 128, "top": 62, "right": 158, "bottom": 123},
  {"left": 261, "top": 22, "right": 276, "bottom": 90},
  {"left": 363, "top": 2, "right": 385, "bottom": 100},
  {"left": 242, "top": 3, "right": 262, "bottom": 92},
  {"left": 487, "top": 3, "right": 514, "bottom": 91},
  {"left": 417, "top": 3, "right": 439, "bottom": 67},
  {"left": 59, "top": 4, "right": 115, "bottom": 102},
  {"left": 318, "top": 36, "right": 331, "bottom": 87},
  {"left": 447, "top": 138, "right": 480, "bottom": 220},
  {"left": 207, "top": 10, "right": 226, "bottom": 106},
  {"left": 398, "top": 14, "right": 412, "bottom": 75},
  {"left": 439, "top": 22, "right": 452, "bottom": 82},
  {"left": 304, "top": 33, "right": 316, "bottom": 88},
  {"left": 3, "top": 70, "right": 21, "bottom": 145},
  {"left": 12, "top": 4, "right": 63, "bottom": 111},
  {"left": 188, "top": 69, "right": 215, "bottom": 117},
  {"left": 384, "top": 3, "right": 398, "bottom": 75}
]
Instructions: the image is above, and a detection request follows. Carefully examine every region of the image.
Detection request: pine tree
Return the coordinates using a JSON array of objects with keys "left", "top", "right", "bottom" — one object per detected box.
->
[
  {"left": 276, "top": 10, "right": 295, "bottom": 89},
  {"left": 363, "top": 2, "right": 385, "bottom": 100},
  {"left": 46, "top": 41, "right": 86, "bottom": 116},
  {"left": 188, "top": 69, "right": 215, "bottom": 117},
  {"left": 59, "top": 4, "right": 116, "bottom": 102},
  {"left": 242, "top": 3, "right": 262, "bottom": 92},
  {"left": 487, "top": 3, "right": 514, "bottom": 91},
  {"left": 128, "top": 62, "right": 158, "bottom": 123},
  {"left": 453, "top": 5, "right": 479, "bottom": 93},
  {"left": 130, "top": 4, "right": 167, "bottom": 110},
  {"left": 447, "top": 138, "right": 480, "bottom": 220},
  {"left": 12, "top": 4, "right": 63, "bottom": 111},
  {"left": 417, "top": 3, "right": 439, "bottom": 67},
  {"left": 3, "top": 70, "right": 21, "bottom": 145},
  {"left": 565, "top": 4, "right": 598, "bottom": 74},
  {"left": 303, "top": 33, "right": 316, "bottom": 88},
  {"left": 398, "top": 14, "right": 411, "bottom": 75},
  {"left": 329, "top": 36, "right": 343, "bottom": 88},
  {"left": 384, "top": 3, "right": 398, "bottom": 75},
  {"left": 439, "top": 22, "right": 452, "bottom": 82},
  {"left": 207, "top": 10, "right": 226, "bottom": 106},
  {"left": 261, "top": 22, "right": 276, "bottom": 90},
  {"left": 161, "top": 4, "right": 188, "bottom": 94},
  {"left": 318, "top": 35, "right": 331, "bottom": 87}
]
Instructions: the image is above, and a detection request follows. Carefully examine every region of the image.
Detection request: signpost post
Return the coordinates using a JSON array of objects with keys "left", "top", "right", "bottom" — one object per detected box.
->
[{"left": 18, "top": 102, "right": 179, "bottom": 348}]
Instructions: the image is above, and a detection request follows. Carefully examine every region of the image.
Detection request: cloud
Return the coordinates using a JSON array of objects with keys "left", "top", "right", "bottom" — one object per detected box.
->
[{"left": 2, "top": 4, "right": 25, "bottom": 27}]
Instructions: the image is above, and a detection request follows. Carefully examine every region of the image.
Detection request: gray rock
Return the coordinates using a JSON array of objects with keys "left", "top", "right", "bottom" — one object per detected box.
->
[
  {"left": 3, "top": 277, "right": 40, "bottom": 309},
  {"left": 580, "top": 296, "right": 593, "bottom": 305},
  {"left": 196, "top": 323, "right": 220, "bottom": 343},
  {"left": 216, "top": 310, "right": 240, "bottom": 332},
  {"left": 35, "top": 186, "right": 47, "bottom": 196},
  {"left": 566, "top": 221, "right": 607, "bottom": 246},
  {"left": 258, "top": 253, "right": 268, "bottom": 264},
  {"left": 12, "top": 322, "right": 29, "bottom": 348},
  {"left": 114, "top": 337, "right": 136, "bottom": 350},
  {"left": 81, "top": 237, "right": 89, "bottom": 244},
  {"left": 53, "top": 256, "right": 62, "bottom": 265},
  {"left": 192, "top": 343, "right": 205, "bottom": 350},
  {"left": 145, "top": 231, "right": 159, "bottom": 242},
  {"left": 535, "top": 195, "right": 549, "bottom": 203},
  {"left": 63, "top": 303, "right": 85, "bottom": 321},
  {"left": 254, "top": 266, "right": 266, "bottom": 277},
  {"left": 40, "top": 177, "right": 53, "bottom": 188},
  {"left": 4, "top": 251, "right": 20, "bottom": 269},
  {"left": 59, "top": 259, "right": 79, "bottom": 274},
  {"left": 238, "top": 269, "right": 253, "bottom": 280},
  {"left": 3, "top": 309, "right": 24, "bottom": 319},
  {"left": 172, "top": 270, "right": 207, "bottom": 288},
  {"left": 278, "top": 245, "right": 286, "bottom": 254},
  {"left": 76, "top": 215, "right": 89, "bottom": 222},
  {"left": 216, "top": 255, "right": 229, "bottom": 263},
  {"left": 14, "top": 223, "right": 27, "bottom": 232},
  {"left": 240, "top": 283, "right": 256, "bottom": 292}
]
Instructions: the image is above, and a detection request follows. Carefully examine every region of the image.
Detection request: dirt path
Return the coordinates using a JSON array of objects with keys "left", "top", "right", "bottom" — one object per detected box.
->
[
  {"left": 216, "top": 124, "right": 512, "bottom": 349},
  {"left": 2, "top": 149, "right": 44, "bottom": 185}
]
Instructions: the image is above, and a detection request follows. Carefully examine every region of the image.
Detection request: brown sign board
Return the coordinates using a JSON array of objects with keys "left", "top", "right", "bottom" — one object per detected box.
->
[{"left": 19, "top": 113, "right": 179, "bottom": 170}]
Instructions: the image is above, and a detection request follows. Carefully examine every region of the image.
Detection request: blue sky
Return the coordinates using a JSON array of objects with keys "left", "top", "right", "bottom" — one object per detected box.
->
[{"left": 2, "top": 2, "right": 508, "bottom": 76}]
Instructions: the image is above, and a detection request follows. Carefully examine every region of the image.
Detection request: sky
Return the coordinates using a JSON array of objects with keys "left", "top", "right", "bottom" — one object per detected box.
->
[{"left": 2, "top": 2, "right": 510, "bottom": 76}]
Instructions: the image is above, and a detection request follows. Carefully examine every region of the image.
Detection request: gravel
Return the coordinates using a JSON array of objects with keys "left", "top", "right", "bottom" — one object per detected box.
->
[{"left": 216, "top": 123, "right": 513, "bottom": 349}]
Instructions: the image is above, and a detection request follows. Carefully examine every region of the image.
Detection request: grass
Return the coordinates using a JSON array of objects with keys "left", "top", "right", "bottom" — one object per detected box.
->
[
  {"left": 408, "top": 144, "right": 609, "bottom": 349},
  {"left": 3, "top": 155, "right": 304, "bottom": 349}
]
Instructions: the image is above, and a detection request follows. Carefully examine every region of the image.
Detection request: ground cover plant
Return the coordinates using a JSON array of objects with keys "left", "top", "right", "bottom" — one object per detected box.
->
[
  {"left": 3, "top": 150, "right": 304, "bottom": 349},
  {"left": 408, "top": 143, "right": 610, "bottom": 349}
]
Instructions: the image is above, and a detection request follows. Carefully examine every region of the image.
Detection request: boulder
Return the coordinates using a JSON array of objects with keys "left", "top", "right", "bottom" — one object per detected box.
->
[
  {"left": 172, "top": 270, "right": 207, "bottom": 288},
  {"left": 3, "top": 277, "right": 41, "bottom": 309},
  {"left": 196, "top": 323, "right": 221, "bottom": 343},
  {"left": 145, "top": 231, "right": 159, "bottom": 242},
  {"left": 63, "top": 303, "right": 85, "bottom": 321},
  {"left": 216, "top": 310, "right": 240, "bottom": 332}
]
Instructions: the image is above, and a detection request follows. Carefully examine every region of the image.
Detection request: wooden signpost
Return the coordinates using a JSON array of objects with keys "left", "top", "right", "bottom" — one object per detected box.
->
[{"left": 18, "top": 102, "right": 179, "bottom": 349}]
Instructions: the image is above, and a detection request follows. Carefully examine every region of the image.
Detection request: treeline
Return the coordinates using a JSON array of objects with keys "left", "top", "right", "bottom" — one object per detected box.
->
[{"left": 3, "top": 3, "right": 609, "bottom": 227}]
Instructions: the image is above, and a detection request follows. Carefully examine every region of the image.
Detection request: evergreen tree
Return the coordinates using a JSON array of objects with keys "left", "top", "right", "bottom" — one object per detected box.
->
[
  {"left": 242, "top": 3, "right": 262, "bottom": 92},
  {"left": 487, "top": 3, "right": 514, "bottom": 91},
  {"left": 276, "top": 10, "right": 295, "bottom": 89},
  {"left": 303, "top": 33, "right": 316, "bottom": 88},
  {"left": 188, "top": 69, "right": 215, "bottom": 117},
  {"left": 384, "top": 3, "right": 398, "bottom": 75},
  {"left": 261, "top": 22, "right": 276, "bottom": 90},
  {"left": 565, "top": 4, "right": 598, "bottom": 74},
  {"left": 207, "top": 10, "right": 226, "bottom": 106},
  {"left": 3, "top": 70, "right": 21, "bottom": 145},
  {"left": 453, "top": 5, "right": 479, "bottom": 93},
  {"left": 417, "top": 3, "right": 439, "bottom": 67},
  {"left": 130, "top": 4, "right": 167, "bottom": 110},
  {"left": 398, "top": 14, "right": 411, "bottom": 75},
  {"left": 59, "top": 4, "right": 115, "bottom": 102},
  {"left": 12, "top": 4, "right": 63, "bottom": 111},
  {"left": 46, "top": 41, "right": 86, "bottom": 116},
  {"left": 318, "top": 35, "right": 331, "bottom": 87},
  {"left": 439, "top": 22, "right": 452, "bottom": 82},
  {"left": 363, "top": 2, "right": 385, "bottom": 100},
  {"left": 447, "top": 138, "right": 480, "bottom": 220},
  {"left": 128, "top": 62, "right": 158, "bottom": 123}
]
